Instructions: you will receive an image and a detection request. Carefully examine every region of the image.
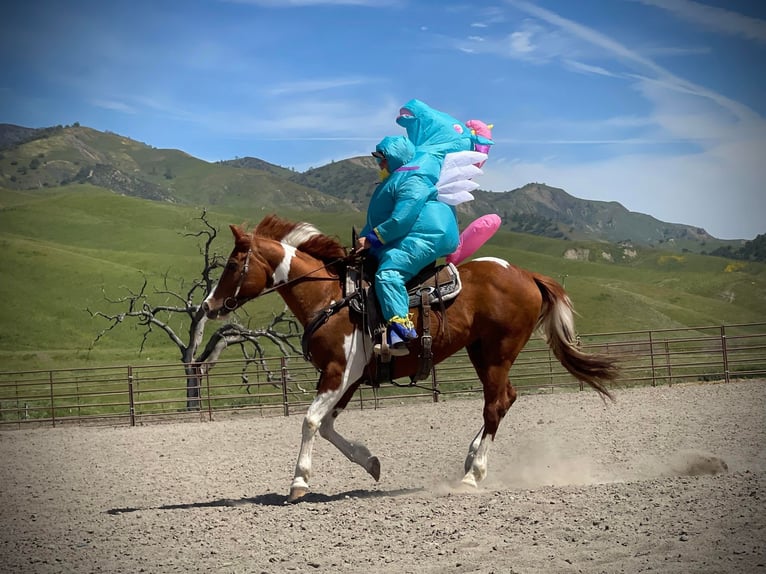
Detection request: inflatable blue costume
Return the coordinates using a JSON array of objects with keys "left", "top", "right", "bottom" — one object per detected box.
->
[{"left": 360, "top": 99, "right": 491, "bottom": 354}]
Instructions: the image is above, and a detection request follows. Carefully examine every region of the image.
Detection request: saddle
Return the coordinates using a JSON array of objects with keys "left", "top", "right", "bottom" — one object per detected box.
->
[
  {"left": 348, "top": 259, "right": 462, "bottom": 384},
  {"left": 347, "top": 261, "right": 461, "bottom": 315},
  {"left": 300, "top": 254, "right": 462, "bottom": 386}
]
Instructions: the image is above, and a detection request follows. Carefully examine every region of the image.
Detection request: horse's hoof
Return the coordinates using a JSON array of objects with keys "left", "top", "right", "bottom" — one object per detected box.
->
[
  {"left": 367, "top": 456, "right": 381, "bottom": 482},
  {"left": 287, "top": 486, "right": 308, "bottom": 503},
  {"left": 460, "top": 475, "right": 478, "bottom": 489}
]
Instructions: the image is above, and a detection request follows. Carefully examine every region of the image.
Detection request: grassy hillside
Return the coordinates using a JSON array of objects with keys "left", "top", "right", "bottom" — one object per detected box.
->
[
  {"left": 0, "top": 185, "right": 296, "bottom": 371},
  {"left": 0, "top": 126, "right": 356, "bottom": 212},
  {"left": 0, "top": 185, "right": 764, "bottom": 373},
  {"left": 2, "top": 124, "right": 755, "bottom": 254}
]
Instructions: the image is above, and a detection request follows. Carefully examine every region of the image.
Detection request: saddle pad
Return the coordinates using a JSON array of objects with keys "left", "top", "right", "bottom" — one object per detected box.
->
[{"left": 405, "top": 262, "right": 462, "bottom": 307}]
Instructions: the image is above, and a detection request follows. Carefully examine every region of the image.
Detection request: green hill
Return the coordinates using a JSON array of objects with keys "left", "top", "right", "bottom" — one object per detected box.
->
[
  {"left": 0, "top": 124, "right": 755, "bottom": 255},
  {"left": 0, "top": 185, "right": 764, "bottom": 374},
  {"left": 0, "top": 125, "right": 356, "bottom": 212},
  {"left": 0, "top": 122, "right": 763, "bottom": 374}
]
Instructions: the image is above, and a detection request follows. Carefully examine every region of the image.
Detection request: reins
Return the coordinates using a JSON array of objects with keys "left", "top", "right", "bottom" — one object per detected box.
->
[{"left": 225, "top": 249, "right": 352, "bottom": 311}]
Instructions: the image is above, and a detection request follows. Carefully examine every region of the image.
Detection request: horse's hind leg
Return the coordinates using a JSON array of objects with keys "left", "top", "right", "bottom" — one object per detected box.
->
[{"left": 462, "top": 356, "right": 517, "bottom": 487}]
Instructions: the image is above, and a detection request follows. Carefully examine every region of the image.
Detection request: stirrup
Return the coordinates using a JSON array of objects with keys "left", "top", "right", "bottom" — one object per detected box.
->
[{"left": 374, "top": 327, "right": 411, "bottom": 357}]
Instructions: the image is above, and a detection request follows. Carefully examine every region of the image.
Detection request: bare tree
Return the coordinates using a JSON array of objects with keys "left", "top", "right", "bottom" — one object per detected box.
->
[{"left": 87, "top": 210, "right": 302, "bottom": 409}]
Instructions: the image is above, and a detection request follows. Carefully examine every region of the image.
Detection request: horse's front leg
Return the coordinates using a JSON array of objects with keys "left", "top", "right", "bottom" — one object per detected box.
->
[
  {"left": 288, "top": 329, "right": 370, "bottom": 502},
  {"left": 318, "top": 387, "right": 380, "bottom": 482},
  {"left": 288, "top": 388, "right": 333, "bottom": 502}
]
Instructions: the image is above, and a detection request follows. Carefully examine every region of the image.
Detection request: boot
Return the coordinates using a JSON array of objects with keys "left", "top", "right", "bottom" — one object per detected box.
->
[
  {"left": 374, "top": 316, "right": 416, "bottom": 357},
  {"left": 387, "top": 316, "right": 417, "bottom": 355}
]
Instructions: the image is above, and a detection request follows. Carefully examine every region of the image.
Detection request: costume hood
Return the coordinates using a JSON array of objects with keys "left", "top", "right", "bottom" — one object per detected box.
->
[{"left": 375, "top": 135, "right": 415, "bottom": 172}]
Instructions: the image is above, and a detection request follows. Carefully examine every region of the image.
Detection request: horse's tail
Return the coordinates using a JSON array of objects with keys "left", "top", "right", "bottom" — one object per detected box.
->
[{"left": 533, "top": 273, "right": 619, "bottom": 401}]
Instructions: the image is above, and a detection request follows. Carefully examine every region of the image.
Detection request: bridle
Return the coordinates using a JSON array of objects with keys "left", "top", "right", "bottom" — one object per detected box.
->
[
  {"left": 223, "top": 248, "right": 253, "bottom": 311},
  {"left": 222, "top": 246, "right": 351, "bottom": 312}
]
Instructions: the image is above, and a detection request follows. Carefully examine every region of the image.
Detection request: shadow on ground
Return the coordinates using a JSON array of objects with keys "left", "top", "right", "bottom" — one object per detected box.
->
[{"left": 106, "top": 486, "right": 423, "bottom": 514}]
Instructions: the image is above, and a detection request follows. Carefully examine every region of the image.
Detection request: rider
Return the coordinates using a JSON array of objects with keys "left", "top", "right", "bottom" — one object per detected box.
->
[
  {"left": 357, "top": 134, "right": 459, "bottom": 354},
  {"left": 358, "top": 99, "right": 492, "bottom": 355}
]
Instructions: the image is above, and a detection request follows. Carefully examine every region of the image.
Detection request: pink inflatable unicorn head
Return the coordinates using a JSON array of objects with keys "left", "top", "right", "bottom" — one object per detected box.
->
[{"left": 466, "top": 120, "right": 494, "bottom": 167}]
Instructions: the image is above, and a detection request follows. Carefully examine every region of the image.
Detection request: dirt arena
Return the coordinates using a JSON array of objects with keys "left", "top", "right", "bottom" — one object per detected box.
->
[{"left": 1, "top": 380, "right": 764, "bottom": 573}]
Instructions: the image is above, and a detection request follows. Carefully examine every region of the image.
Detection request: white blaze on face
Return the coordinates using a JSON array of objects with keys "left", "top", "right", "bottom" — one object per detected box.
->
[
  {"left": 202, "top": 281, "right": 220, "bottom": 309},
  {"left": 273, "top": 244, "right": 296, "bottom": 285}
]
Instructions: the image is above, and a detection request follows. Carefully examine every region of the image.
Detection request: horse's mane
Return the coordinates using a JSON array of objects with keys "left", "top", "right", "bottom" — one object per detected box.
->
[{"left": 255, "top": 214, "right": 348, "bottom": 268}]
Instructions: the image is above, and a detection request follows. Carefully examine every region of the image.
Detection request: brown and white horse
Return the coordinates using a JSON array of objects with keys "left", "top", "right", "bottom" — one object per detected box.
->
[{"left": 202, "top": 214, "right": 618, "bottom": 502}]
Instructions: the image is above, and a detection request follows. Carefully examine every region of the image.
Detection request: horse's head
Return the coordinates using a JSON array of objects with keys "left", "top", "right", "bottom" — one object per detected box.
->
[{"left": 202, "top": 225, "right": 271, "bottom": 319}]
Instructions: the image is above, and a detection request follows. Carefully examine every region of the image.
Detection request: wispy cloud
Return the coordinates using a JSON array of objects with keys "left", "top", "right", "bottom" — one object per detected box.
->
[
  {"left": 635, "top": 0, "right": 766, "bottom": 44},
  {"left": 563, "top": 59, "right": 620, "bottom": 78},
  {"left": 264, "top": 77, "right": 374, "bottom": 97},
  {"left": 221, "top": 0, "right": 391, "bottom": 6},
  {"left": 187, "top": 96, "right": 398, "bottom": 140},
  {"left": 91, "top": 99, "right": 136, "bottom": 114},
  {"left": 504, "top": 0, "right": 762, "bottom": 124},
  {"left": 509, "top": 29, "right": 535, "bottom": 54}
]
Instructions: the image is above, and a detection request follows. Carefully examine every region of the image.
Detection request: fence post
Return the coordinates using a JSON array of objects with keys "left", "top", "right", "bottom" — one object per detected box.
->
[
  {"left": 205, "top": 369, "right": 213, "bottom": 422},
  {"left": 49, "top": 371, "right": 55, "bottom": 427},
  {"left": 664, "top": 340, "right": 672, "bottom": 385},
  {"left": 648, "top": 331, "right": 656, "bottom": 387},
  {"left": 127, "top": 365, "right": 136, "bottom": 427},
  {"left": 431, "top": 364, "right": 439, "bottom": 403},
  {"left": 720, "top": 325, "right": 730, "bottom": 383},
  {"left": 280, "top": 357, "right": 289, "bottom": 417}
]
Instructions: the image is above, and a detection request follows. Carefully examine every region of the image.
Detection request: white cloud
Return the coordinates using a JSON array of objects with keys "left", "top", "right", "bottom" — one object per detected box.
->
[
  {"left": 563, "top": 59, "right": 620, "bottom": 78},
  {"left": 222, "top": 0, "right": 387, "bottom": 6},
  {"left": 635, "top": 0, "right": 766, "bottom": 44},
  {"left": 509, "top": 30, "right": 535, "bottom": 54},
  {"left": 481, "top": 145, "right": 765, "bottom": 239},
  {"left": 477, "top": 0, "right": 766, "bottom": 239},
  {"left": 264, "top": 77, "right": 373, "bottom": 97},
  {"left": 91, "top": 99, "right": 136, "bottom": 114}
]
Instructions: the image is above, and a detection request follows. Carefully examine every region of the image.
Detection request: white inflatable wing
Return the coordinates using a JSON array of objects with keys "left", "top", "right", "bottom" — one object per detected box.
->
[
  {"left": 440, "top": 151, "right": 488, "bottom": 173},
  {"left": 436, "top": 151, "right": 487, "bottom": 206},
  {"left": 436, "top": 180, "right": 479, "bottom": 206},
  {"left": 438, "top": 163, "right": 483, "bottom": 186}
]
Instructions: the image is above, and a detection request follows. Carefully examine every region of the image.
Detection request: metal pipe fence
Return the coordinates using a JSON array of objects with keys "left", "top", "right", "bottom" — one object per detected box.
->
[{"left": 1, "top": 322, "right": 764, "bottom": 429}]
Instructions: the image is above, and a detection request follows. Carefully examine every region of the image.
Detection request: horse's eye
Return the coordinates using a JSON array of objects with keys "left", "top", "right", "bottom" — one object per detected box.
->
[{"left": 226, "top": 261, "right": 239, "bottom": 272}]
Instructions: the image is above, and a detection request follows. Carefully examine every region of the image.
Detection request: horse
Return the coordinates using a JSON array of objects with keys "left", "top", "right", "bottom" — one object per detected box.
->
[{"left": 202, "top": 214, "right": 619, "bottom": 502}]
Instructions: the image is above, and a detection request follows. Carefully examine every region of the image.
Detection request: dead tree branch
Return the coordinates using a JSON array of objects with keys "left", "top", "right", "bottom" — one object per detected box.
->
[{"left": 87, "top": 209, "right": 302, "bottom": 408}]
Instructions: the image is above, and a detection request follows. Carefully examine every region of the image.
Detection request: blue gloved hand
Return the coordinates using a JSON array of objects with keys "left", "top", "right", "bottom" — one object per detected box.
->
[{"left": 365, "top": 230, "right": 383, "bottom": 249}]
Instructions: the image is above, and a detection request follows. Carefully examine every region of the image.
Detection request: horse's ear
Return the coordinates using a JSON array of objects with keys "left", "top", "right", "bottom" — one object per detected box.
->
[
  {"left": 230, "top": 224, "right": 245, "bottom": 239},
  {"left": 229, "top": 224, "right": 250, "bottom": 246}
]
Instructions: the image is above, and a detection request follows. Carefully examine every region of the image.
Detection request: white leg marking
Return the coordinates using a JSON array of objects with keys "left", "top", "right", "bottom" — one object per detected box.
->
[
  {"left": 290, "top": 328, "right": 371, "bottom": 493},
  {"left": 462, "top": 427, "right": 491, "bottom": 487}
]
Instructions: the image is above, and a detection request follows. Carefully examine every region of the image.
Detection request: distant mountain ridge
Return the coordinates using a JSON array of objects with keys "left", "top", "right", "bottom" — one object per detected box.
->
[{"left": 0, "top": 123, "right": 749, "bottom": 254}]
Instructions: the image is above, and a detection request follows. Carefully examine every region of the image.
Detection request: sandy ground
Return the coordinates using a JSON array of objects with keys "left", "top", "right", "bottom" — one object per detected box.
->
[{"left": 0, "top": 380, "right": 764, "bottom": 574}]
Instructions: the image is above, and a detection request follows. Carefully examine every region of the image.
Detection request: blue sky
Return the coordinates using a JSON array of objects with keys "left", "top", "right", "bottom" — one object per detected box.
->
[{"left": 2, "top": 0, "right": 764, "bottom": 240}]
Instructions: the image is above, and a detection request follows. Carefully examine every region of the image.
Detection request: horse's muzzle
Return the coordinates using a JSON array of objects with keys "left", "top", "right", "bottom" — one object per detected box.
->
[{"left": 201, "top": 300, "right": 225, "bottom": 320}]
